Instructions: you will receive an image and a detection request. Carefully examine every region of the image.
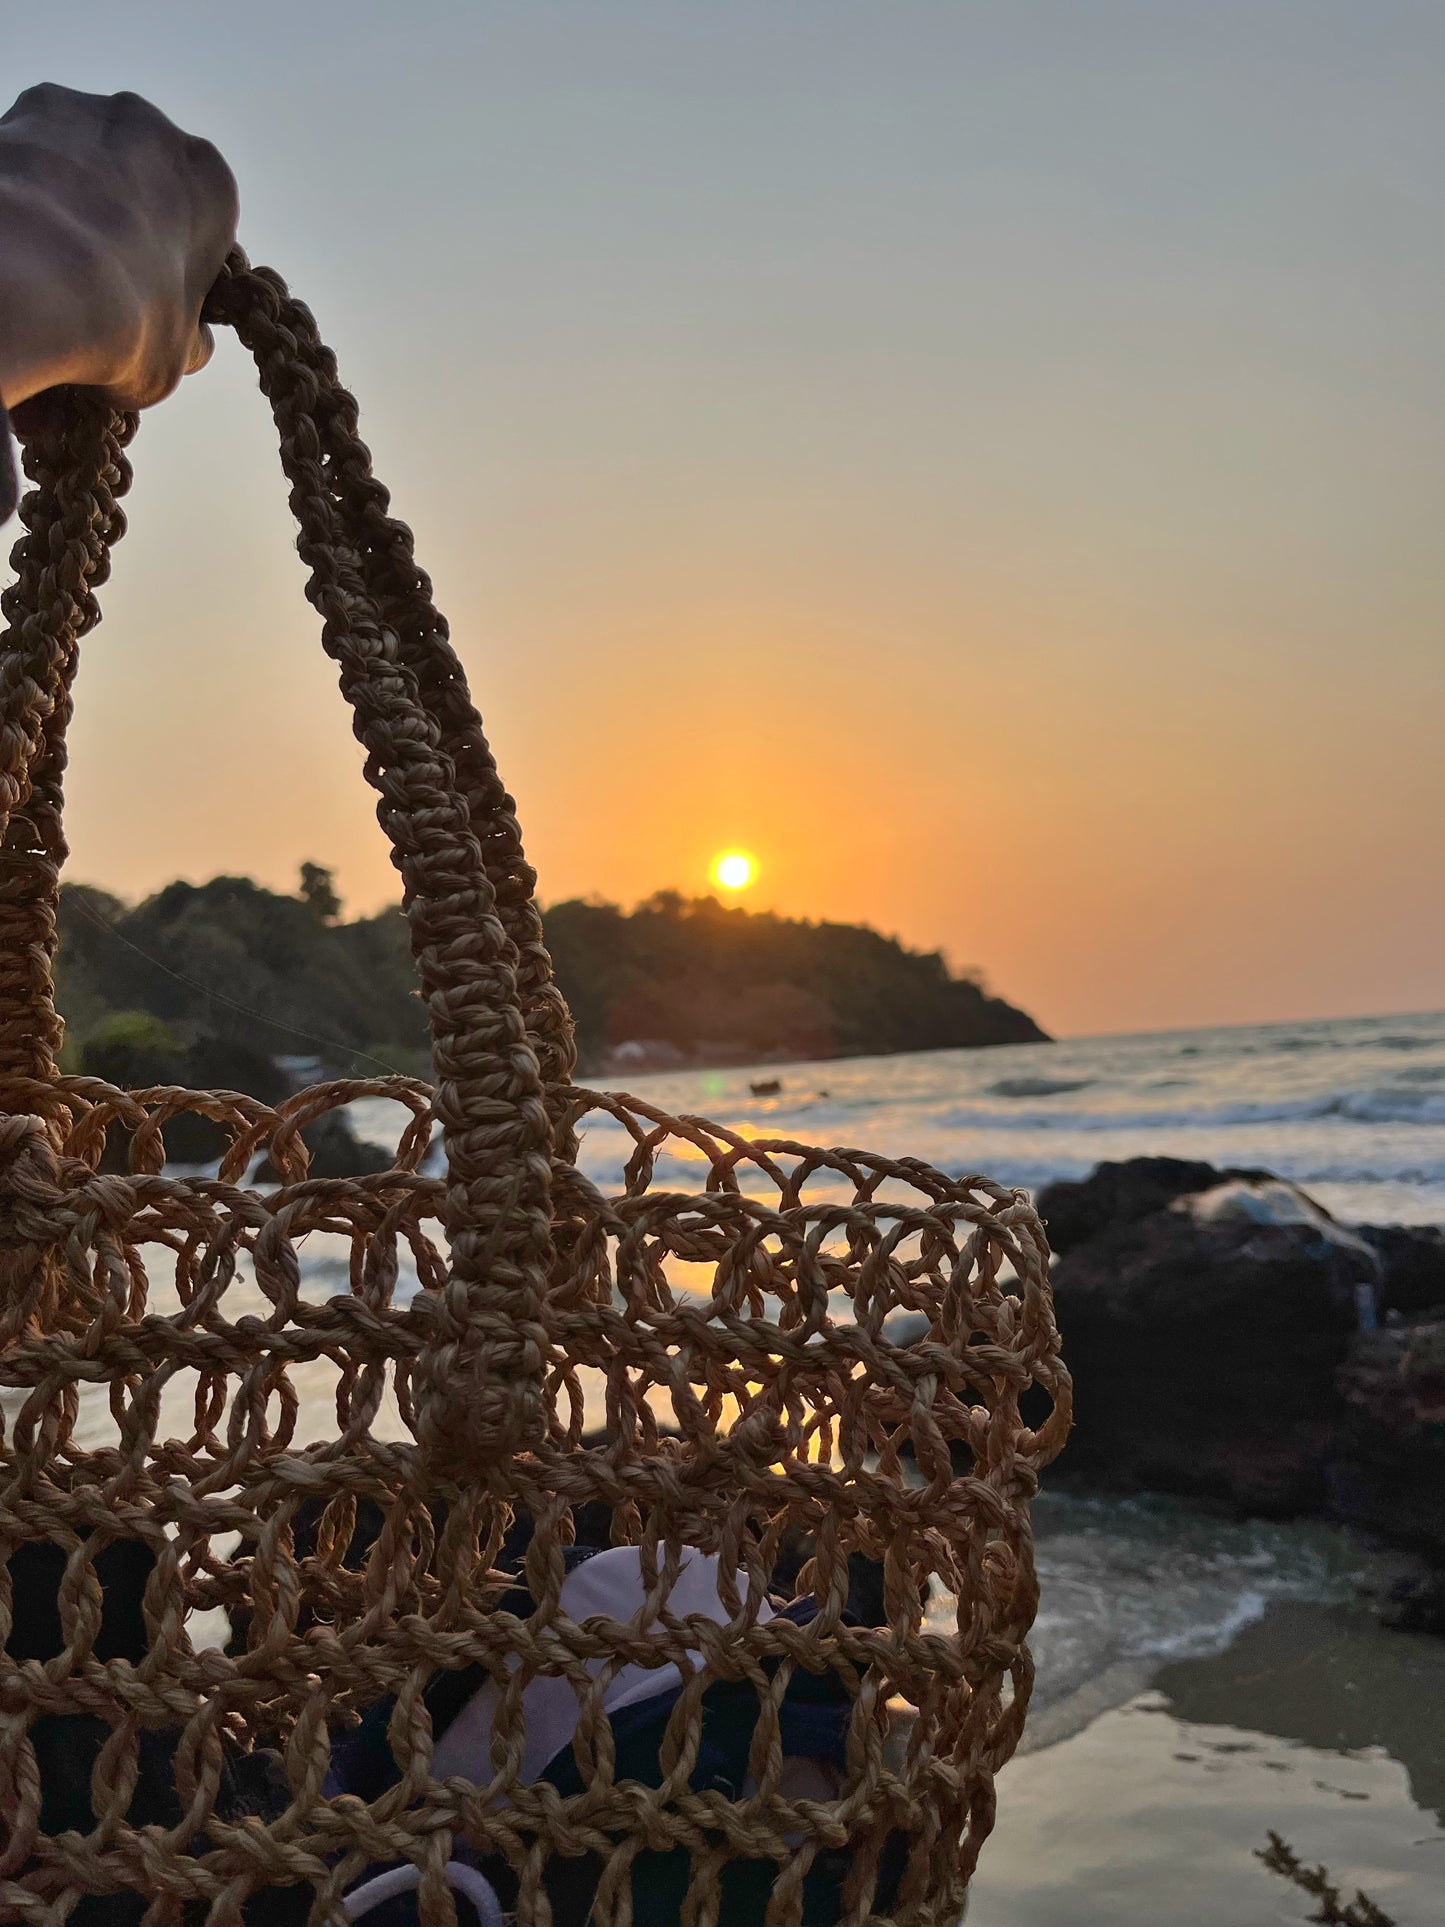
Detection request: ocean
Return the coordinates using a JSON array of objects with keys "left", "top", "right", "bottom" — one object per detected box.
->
[{"left": 559, "top": 1007, "right": 1445, "bottom": 1229}]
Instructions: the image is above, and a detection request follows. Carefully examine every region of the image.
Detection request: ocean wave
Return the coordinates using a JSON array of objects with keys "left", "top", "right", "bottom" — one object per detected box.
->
[
  {"left": 1145, "top": 1586, "right": 1273, "bottom": 1662},
  {"left": 1337, "top": 1089, "right": 1445, "bottom": 1124},
  {"left": 1009, "top": 1493, "right": 1369, "bottom": 1714},
  {"left": 946, "top": 1152, "right": 1445, "bottom": 1198},
  {"left": 1267, "top": 1157, "right": 1445, "bottom": 1190},
  {"left": 986, "top": 1076, "right": 1096, "bottom": 1099},
  {"left": 929, "top": 1087, "right": 1445, "bottom": 1133}
]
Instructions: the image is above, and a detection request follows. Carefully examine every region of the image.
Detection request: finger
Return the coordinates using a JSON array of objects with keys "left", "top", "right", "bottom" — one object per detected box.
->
[{"left": 103, "top": 309, "right": 214, "bottom": 408}]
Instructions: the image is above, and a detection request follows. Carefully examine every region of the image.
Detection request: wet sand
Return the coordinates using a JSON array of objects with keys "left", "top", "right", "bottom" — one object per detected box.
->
[{"left": 968, "top": 1599, "right": 1445, "bottom": 1925}]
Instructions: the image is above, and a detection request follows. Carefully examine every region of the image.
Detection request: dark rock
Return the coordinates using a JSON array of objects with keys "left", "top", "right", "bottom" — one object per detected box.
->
[
  {"left": 1033, "top": 1156, "right": 1445, "bottom": 1581},
  {"left": 89, "top": 1027, "right": 292, "bottom": 1170},
  {"left": 1334, "top": 1316, "right": 1445, "bottom": 1576},
  {"left": 1049, "top": 1204, "right": 1370, "bottom": 1515},
  {"left": 96, "top": 1104, "right": 232, "bottom": 1172},
  {"left": 184, "top": 1033, "right": 291, "bottom": 1103},
  {"left": 1379, "top": 1568, "right": 1445, "bottom": 1637},
  {"left": 1355, "top": 1223, "right": 1445, "bottom": 1320},
  {"left": 255, "top": 1107, "right": 392, "bottom": 1182},
  {"left": 1037, "top": 1156, "right": 1274, "bottom": 1255}
]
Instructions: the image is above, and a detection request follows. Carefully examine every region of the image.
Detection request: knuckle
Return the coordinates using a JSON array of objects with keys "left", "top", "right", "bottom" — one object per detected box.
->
[
  {"left": 105, "top": 90, "right": 175, "bottom": 141},
  {"left": 2, "top": 81, "right": 74, "bottom": 124},
  {"left": 186, "top": 133, "right": 240, "bottom": 210},
  {"left": 14, "top": 81, "right": 72, "bottom": 106}
]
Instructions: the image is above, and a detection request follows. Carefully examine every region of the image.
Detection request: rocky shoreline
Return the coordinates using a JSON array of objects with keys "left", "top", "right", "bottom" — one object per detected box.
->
[{"left": 1035, "top": 1157, "right": 1445, "bottom": 1631}]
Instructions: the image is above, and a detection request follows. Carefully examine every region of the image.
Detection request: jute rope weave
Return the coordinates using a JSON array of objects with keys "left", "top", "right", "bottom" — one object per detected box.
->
[{"left": 0, "top": 253, "right": 1070, "bottom": 1926}]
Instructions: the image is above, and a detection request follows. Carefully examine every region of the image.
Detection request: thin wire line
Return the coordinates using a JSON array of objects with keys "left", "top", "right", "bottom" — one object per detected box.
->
[{"left": 65, "top": 889, "right": 411, "bottom": 1078}]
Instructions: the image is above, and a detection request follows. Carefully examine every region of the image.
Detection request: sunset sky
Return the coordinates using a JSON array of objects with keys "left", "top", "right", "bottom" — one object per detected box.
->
[{"left": 5, "top": 3, "right": 1442, "bottom": 1037}]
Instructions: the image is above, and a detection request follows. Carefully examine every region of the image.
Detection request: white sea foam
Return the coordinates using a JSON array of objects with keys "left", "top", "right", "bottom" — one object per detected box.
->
[
  {"left": 590, "top": 1011, "right": 1445, "bottom": 1224},
  {"left": 1008, "top": 1493, "right": 1370, "bottom": 1716}
]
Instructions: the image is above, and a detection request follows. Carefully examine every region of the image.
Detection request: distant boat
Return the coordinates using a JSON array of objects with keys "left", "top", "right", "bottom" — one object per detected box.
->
[{"left": 750, "top": 1077, "right": 783, "bottom": 1097}]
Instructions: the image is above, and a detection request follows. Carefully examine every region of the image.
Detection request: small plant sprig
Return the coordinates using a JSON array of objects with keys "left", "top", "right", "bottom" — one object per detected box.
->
[{"left": 1257, "top": 1831, "right": 1397, "bottom": 1927}]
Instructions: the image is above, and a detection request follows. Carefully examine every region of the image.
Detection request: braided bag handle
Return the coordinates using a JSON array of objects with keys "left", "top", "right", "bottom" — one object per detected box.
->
[
  {"left": 0, "top": 255, "right": 569, "bottom": 1479},
  {"left": 0, "top": 399, "right": 132, "bottom": 1084}
]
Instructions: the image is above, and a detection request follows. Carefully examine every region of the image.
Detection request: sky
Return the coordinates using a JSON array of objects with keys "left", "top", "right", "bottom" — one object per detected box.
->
[{"left": 3, "top": 2, "right": 1442, "bottom": 1037}]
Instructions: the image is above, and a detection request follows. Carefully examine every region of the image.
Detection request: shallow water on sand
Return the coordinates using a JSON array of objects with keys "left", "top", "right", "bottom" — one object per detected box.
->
[
  {"left": 968, "top": 1605, "right": 1445, "bottom": 1925},
  {"left": 966, "top": 1501, "right": 1445, "bottom": 1925}
]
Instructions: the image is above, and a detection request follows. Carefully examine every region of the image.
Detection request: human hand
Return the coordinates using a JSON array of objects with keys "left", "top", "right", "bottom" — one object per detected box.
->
[{"left": 0, "top": 84, "right": 238, "bottom": 418}]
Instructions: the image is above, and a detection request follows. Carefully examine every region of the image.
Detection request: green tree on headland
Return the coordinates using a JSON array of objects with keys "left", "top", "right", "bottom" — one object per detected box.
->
[
  {"left": 545, "top": 892, "right": 1046, "bottom": 1067},
  {"left": 56, "top": 873, "right": 1046, "bottom": 1088},
  {"left": 298, "top": 861, "right": 342, "bottom": 924}
]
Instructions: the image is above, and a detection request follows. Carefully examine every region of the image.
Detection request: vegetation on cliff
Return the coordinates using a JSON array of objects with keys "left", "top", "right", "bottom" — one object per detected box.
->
[
  {"left": 545, "top": 890, "right": 1046, "bottom": 1066},
  {"left": 55, "top": 869, "right": 1046, "bottom": 1088}
]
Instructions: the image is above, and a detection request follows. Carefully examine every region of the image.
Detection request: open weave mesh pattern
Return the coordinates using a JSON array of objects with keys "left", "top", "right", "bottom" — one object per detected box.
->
[{"left": 0, "top": 257, "right": 1070, "bottom": 1926}]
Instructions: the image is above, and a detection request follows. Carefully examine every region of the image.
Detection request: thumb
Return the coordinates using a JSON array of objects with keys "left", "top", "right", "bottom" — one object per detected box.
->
[{"left": 184, "top": 318, "right": 215, "bottom": 379}]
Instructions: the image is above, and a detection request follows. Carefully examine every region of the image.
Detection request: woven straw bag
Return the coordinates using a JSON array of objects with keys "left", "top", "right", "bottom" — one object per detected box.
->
[{"left": 0, "top": 253, "right": 1070, "bottom": 1927}]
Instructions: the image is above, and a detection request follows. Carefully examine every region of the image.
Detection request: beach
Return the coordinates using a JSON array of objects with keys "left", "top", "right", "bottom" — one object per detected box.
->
[
  {"left": 967, "top": 1498, "right": 1445, "bottom": 1924},
  {"left": 970, "top": 1627, "right": 1445, "bottom": 1924}
]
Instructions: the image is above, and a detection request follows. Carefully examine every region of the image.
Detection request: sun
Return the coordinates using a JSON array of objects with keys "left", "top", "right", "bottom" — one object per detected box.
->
[{"left": 710, "top": 849, "right": 757, "bottom": 892}]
